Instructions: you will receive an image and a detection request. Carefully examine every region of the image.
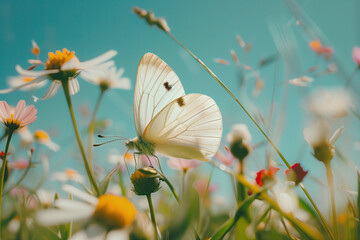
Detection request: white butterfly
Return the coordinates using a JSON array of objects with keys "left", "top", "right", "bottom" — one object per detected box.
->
[{"left": 126, "top": 53, "right": 223, "bottom": 161}]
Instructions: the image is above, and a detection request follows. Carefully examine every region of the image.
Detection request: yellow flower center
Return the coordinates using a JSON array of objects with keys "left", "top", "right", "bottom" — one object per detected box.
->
[
  {"left": 22, "top": 77, "right": 35, "bottom": 82},
  {"left": 45, "top": 48, "right": 79, "bottom": 81},
  {"left": 5, "top": 113, "right": 21, "bottom": 130},
  {"left": 65, "top": 169, "right": 78, "bottom": 179},
  {"left": 34, "top": 130, "right": 49, "bottom": 141},
  {"left": 93, "top": 194, "right": 136, "bottom": 230},
  {"left": 45, "top": 48, "right": 76, "bottom": 70}
]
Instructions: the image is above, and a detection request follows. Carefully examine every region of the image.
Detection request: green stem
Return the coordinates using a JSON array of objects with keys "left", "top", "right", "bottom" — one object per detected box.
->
[
  {"left": 166, "top": 32, "right": 334, "bottom": 240},
  {"left": 299, "top": 183, "right": 335, "bottom": 240},
  {"left": 4, "top": 148, "right": 34, "bottom": 195},
  {"left": 325, "top": 162, "right": 338, "bottom": 239},
  {"left": 235, "top": 160, "right": 250, "bottom": 240},
  {"left": 236, "top": 160, "right": 246, "bottom": 204},
  {"left": 117, "top": 169, "right": 126, "bottom": 196},
  {"left": 182, "top": 170, "right": 187, "bottom": 198},
  {"left": 160, "top": 173, "right": 180, "bottom": 204},
  {"left": 146, "top": 194, "right": 158, "bottom": 240},
  {"left": 87, "top": 89, "right": 105, "bottom": 171},
  {"left": 0, "top": 130, "right": 13, "bottom": 234},
  {"left": 61, "top": 81, "right": 100, "bottom": 196}
]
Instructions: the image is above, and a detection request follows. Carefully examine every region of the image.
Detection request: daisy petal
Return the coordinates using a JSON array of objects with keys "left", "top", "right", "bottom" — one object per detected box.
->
[
  {"left": 33, "top": 80, "right": 61, "bottom": 102},
  {"left": 14, "top": 100, "right": 26, "bottom": 120},
  {"left": 55, "top": 199, "right": 95, "bottom": 213},
  {"left": 329, "top": 126, "right": 344, "bottom": 144},
  {"left": 15, "top": 65, "right": 58, "bottom": 77},
  {"left": 0, "top": 77, "right": 47, "bottom": 94},
  {"left": 62, "top": 185, "right": 98, "bottom": 205},
  {"left": 68, "top": 78, "right": 80, "bottom": 95},
  {"left": 79, "top": 50, "right": 117, "bottom": 68},
  {"left": 18, "top": 105, "right": 37, "bottom": 123},
  {"left": 113, "top": 77, "right": 131, "bottom": 90},
  {"left": 36, "top": 208, "right": 93, "bottom": 226},
  {"left": 44, "top": 140, "right": 60, "bottom": 152}
]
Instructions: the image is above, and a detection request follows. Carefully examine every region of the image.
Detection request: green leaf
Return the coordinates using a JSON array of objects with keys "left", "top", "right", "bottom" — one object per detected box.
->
[
  {"left": 99, "top": 165, "right": 120, "bottom": 194},
  {"left": 210, "top": 192, "right": 260, "bottom": 240}
]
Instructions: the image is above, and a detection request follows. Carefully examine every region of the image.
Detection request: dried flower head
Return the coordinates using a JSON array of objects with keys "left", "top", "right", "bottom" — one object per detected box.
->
[
  {"left": 289, "top": 76, "right": 313, "bottom": 87},
  {"left": 133, "top": 7, "right": 170, "bottom": 32}
]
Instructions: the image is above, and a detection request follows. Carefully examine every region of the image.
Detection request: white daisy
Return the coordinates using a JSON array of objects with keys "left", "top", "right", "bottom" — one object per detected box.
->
[
  {"left": 36, "top": 189, "right": 56, "bottom": 208},
  {"left": 51, "top": 169, "right": 85, "bottom": 184},
  {"left": 36, "top": 185, "right": 136, "bottom": 240},
  {"left": 7, "top": 75, "right": 47, "bottom": 91},
  {"left": 0, "top": 46, "right": 117, "bottom": 102},
  {"left": 34, "top": 129, "right": 60, "bottom": 152},
  {"left": 80, "top": 66, "right": 131, "bottom": 91}
]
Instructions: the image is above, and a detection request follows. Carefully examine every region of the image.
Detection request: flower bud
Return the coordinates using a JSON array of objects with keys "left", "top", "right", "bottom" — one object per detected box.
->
[
  {"left": 227, "top": 124, "right": 252, "bottom": 161},
  {"left": 255, "top": 166, "right": 280, "bottom": 187},
  {"left": 285, "top": 163, "right": 308, "bottom": 185},
  {"left": 130, "top": 168, "right": 160, "bottom": 196}
]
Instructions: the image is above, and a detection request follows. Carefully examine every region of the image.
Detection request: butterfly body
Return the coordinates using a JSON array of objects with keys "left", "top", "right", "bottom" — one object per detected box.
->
[
  {"left": 129, "top": 53, "right": 223, "bottom": 161},
  {"left": 126, "top": 136, "right": 155, "bottom": 156}
]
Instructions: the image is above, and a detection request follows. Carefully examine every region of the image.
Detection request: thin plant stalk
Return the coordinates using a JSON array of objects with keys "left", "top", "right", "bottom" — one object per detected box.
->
[
  {"left": 117, "top": 169, "right": 126, "bottom": 196},
  {"left": 159, "top": 172, "right": 180, "bottom": 203},
  {"left": 345, "top": 67, "right": 358, "bottom": 89},
  {"left": 235, "top": 160, "right": 250, "bottom": 240},
  {"left": 235, "top": 174, "right": 323, "bottom": 240},
  {"left": 0, "top": 129, "right": 13, "bottom": 233},
  {"left": 325, "top": 162, "right": 338, "bottom": 239},
  {"left": 146, "top": 194, "right": 158, "bottom": 240},
  {"left": 87, "top": 89, "right": 105, "bottom": 171},
  {"left": 165, "top": 32, "right": 334, "bottom": 240},
  {"left": 62, "top": 81, "right": 100, "bottom": 196},
  {"left": 182, "top": 170, "right": 187, "bottom": 198},
  {"left": 4, "top": 148, "right": 34, "bottom": 195},
  {"left": 299, "top": 183, "right": 335, "bottom": 240}
]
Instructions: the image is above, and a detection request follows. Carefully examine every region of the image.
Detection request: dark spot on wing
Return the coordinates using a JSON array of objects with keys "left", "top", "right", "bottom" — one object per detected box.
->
[
  {"left": 177, "top": 97, "right": 185, "bottom": 107},
  {"left": 163, "top": 81, "right": 172, "bottom": 91}
]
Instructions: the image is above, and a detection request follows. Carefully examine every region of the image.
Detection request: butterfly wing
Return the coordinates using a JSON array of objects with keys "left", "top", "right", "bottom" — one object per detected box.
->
[
  {"left": 134, "top": 53, "right": 185, "bottom": 136},
  {"left": 142, "top": 94, "right": 222, "bottom": 160}
]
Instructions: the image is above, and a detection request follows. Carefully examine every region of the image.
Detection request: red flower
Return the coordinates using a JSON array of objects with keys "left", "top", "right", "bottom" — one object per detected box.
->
[
  {"left": 0, "top": 151, "right": 10, "bottom": 159},
  {"left": 285, "top": 163, "right": 308, "bottom": 185},
  {"left": 255, "top": 166, "right": 280, "bottom": 187}
]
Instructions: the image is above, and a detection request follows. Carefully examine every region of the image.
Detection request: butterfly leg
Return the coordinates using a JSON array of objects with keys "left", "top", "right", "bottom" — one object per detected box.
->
[
  {"left": 133, "top": 152, "right": 142, "bottom": 169},
  {"left": 151, "top": 154, "right": 164, "bottom": 174}
]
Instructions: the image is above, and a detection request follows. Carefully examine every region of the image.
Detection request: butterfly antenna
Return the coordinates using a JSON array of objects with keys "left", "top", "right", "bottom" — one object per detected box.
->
[
  {"left": 93, "top": 138, "right": 125, "bottom": 147},
  {"left": 97, "top": 134, "right": 129, "bottom": 141}
]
